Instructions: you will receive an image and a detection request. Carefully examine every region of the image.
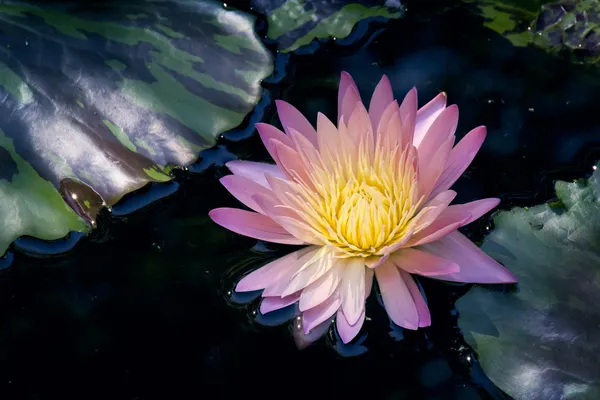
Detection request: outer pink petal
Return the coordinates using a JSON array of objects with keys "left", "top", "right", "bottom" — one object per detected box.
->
[
  {"left": 282, "top": 249, "right": 334, "bottom": 296},
  {"left": 317, "top": 112, "right": 340, "bottom": 161},
  {"left": 420, "top": 231, "right": 518, "bottom": 283},
  {"left": 209, "top": 208, "right": 305, "bottom": 245},
  {"left": 272, "top": 215, "right": 322, "bottom": 245},
  {"left": 375, "top": 101, "right": 400, "bottom": 150},
  {"left": 413, "top": 92, "right": 447, "bottom": 147},
  {"left": 369, "top": 74, "right": 394, "bottom": 130},
  {"left": 255, "top": 123, "right": 293, "bottom": 162},
  {"left": 339, "top": 258, "right": 366, "bottom": 325},
  {"left": 262, "top": 248, "right": 319, "bottom": 296},
  {"left": 260, "top": 292, "right": 301, "bottom": 314},
  {"left": 275, "top": 100, "right": 318, "bottom": 146},
  {"left": 411, "top": 190, "right": 457, "bottom": 233},
  {"left": 219, "top": 175, "right": 276, "bottom": 214},
  {"left": 299, "top": 266, "right": 342, "bottom": 311},
  {"left": 347, "top": 101, "right": 374, "bottom": 151},
  {"left": 445, "top": 198, "right": 500, "bottom": 227},
  {"left": 235, "top": 247, "right": 315, "bottom": 292},
  {"left": 374, "top": 262, "right": 419, "bottom": 329},
  {"left": 302, "top": 291, "right": 341, "bottom": 334},
  {"left": 399, "top": 271, "right": 431, "bottom": 327},
  {"left": 225, "top": 160, "right": 285, "bottom": 188},
  {"left": 338, "top": 72, "right": 361, "bottom": 123},
  {"left": 399, "top": 87, "right": 418, "bottom": 149},
  {"left": 405, "top": 207, "right": 471, "bottom": 247},
  {"left": 336, "top": 308, "right": 365, "bottom": 344},
  {"left": 391, "top": 247, "right": 459, "bottom": 276},
  {"left": 271, "top": 140, "right": 313, "bottom": 188},
  {"left": 419, "top": 135, "right": 455, "bottom": 201},
  {"left": 417, "top": 104, "right": 458, "bottom": 170},
  {"left": 430, "top": 126, "right": 486, "bottom": 198}
]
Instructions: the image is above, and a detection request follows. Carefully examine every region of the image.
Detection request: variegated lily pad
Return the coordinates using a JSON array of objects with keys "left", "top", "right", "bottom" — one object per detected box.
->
[
  {"left": 0, "top": 0, "right": 273, "bottom": 255},
  {"left": 456, "top": 164, "right": 600, "bottom": 400}
]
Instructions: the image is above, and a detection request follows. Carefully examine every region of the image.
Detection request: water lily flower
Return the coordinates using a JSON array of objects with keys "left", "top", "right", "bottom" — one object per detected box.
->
[{"left": 209, "top": 72, "right": 517, "bottom": 345}]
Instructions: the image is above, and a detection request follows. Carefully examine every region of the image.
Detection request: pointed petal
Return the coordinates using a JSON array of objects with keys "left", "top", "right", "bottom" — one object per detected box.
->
[
  {"left": 365, "top": 254, "right": 389, "bottom": 269},
  {"left": 411, "top": 190, "right": 457, "bottom": 233},
  {"left": 275, "top": 100, "right": 318, "bottom": 146},
  {"left": 391, "top": 247, "right": 459, "bottom": 276},
  {"left": 417, "top": 105, "right": 458, "bottom": 174},
  {"left": 338, "top": 72, "right": 361, "bottom": 123},
  {"left": 282, "top": 248, "right": 334, "bottom": 297},
  {"left": 255, "top": 123, "right": 293, "bottom": 162},
  {"left": 369, "top": 75, "right": 394, "bottom": 130},
  {"left": 445, "top": 198, "right": 500, "bottom": 227},
  {"left": 413, "top": 92, "right": 447, "bottom": 147},
  {"left": 399, "top": 271, "right": 431, "bottom": 327},
  {"left": 339, "top": 258, "right": 366, "bottom": 325},
  {"left": 399, "top": 87, "right": 417, "bottom": 148},
  {"left": 421, "top": 231, "right": 518, "bottom": 283},
  {"left": 251, "top": 192, "right": 301, "bottom": 221},
  {"left": 404, "top": 206, "right": 471, "bottom": 247},
  {"left": 225, "top": 160, "right": 285, "bottom": 188},
  {"left": 375, "top": 101, "right": 400, "bottom": 150},
  {"left": 302, "top": 291, "right": 341, "bottom": 334},
  {"left": 219, "top": 175, "right": 276, "bottom": 214},
  {"left": 336, "top": 308, "right": 365, "bottom": 344},
  {"left": 262, "top": 248, "right": 319, "bottom": 297},
  {"left": 272, "top": 215, "right": 322, "bottom": 245},
  {"left": 209, "top": 208, "right": 305, "bottom": 245},
  {"left": 260, "top": 292, "right": 301, "bottom": 314},
  {"left": 374, "top": 262, "right": 419, "bottom": 329},
  {"left": 347, "top": 101, "right": 373, "bottom": 151},
  {"left": 271, "top": 140, "right": 313, "bottom": 187},
  {"left": 299, "top": 266, "right": 343, "bottom": 311},
  {"left": 419, "top": 134, "right": 455, "bottom": 201},
  {"left": 235, "top": 247, "right": 316, "bottom": 292},
  {"left": 430, "top": 126, "right": 486, "bottom": 198},
  {"left": 317, "top": 112, "right": 340, "bottom": 161}
]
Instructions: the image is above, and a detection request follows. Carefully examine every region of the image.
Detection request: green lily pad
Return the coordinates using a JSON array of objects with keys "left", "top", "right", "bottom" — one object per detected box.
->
[
  {"left": 0, "top": 0, "right": 273, "bottom": 255},
  {"left": 465, "top": 0, "right": 600, "bottom": 62},
  {"left": 251, "top": 0, "right": 404, "bottom": 52},
  {"left": 456, "top": 164, "right": 600, "bottom": 399}
]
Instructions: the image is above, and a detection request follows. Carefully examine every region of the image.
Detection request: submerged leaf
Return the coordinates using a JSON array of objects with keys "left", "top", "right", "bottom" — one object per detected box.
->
[
  {"left": 0, "top": 0, "right": 273, "bottom": 254},
  {"left": 456, "top": 164, "right": 600, "bottom": 399},
  {"left": 251, "top": 0, "right": 403, "bottom": 52}
]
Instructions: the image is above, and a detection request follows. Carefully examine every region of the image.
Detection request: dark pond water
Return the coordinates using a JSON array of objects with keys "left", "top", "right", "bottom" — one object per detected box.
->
[{"left": 1, "top": 0, "right": 600, "bottom": 398}]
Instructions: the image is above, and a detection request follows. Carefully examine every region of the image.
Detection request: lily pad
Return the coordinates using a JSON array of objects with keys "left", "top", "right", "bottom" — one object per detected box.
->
[
  {"left": 456, "top": 164, "right": 600, "bottom": 399},
  {"left": 251, "top": 0, "right": 404, "bottom": 52},
  {"left": 0, "top": 0, "right": 273, "bottom": 255},
  {"left": 466, "top": 0, "right": 600, "bottom": 63}
]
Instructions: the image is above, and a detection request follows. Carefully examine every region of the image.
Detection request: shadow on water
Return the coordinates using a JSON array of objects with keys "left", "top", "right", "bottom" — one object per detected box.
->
[{"left": 2, "top": 0, "right": 600, "bottom": 398}]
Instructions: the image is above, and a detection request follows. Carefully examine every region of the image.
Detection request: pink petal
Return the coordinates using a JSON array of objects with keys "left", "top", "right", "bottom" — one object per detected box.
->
[
  {"left": 262, "top": 248, "right": 319, "bottom": 296},
  {"left": 430, "top": 126, "right": 487, "bottom": 198},
  {"left": 338, "top": 72, "right": 361, "bottom": 123},
  {"left": 365, "top": 268, "right": 374, "bottom": 299},
  {"left": 399, "top": 87, "right": 418, "bottom": 148},
  {"left": 374, "top": 262, "right": 419, "bottom": 329},
  {"left": 375, "top": 101, "right": 400, "bottom": 150},
  {"left": 411, "top": 190, "right": 457, "bottom": 233},
  {"left": 347, "top": 101, "right": 374, "bottom": 151},
  {"left": 445, "top": 198, "right": 500, "bottom": 227},
  {"left": 235, "top": 247, "right": 315, "bottom": 292},
  {"left": 365, "top": 254, "right": 389, "bottom": 269},
  {"left": 418, "top": 134, "right": 455, "bottom": 201},
  {"left": 316, "top": 112, "right": 340, "bottom": 161},
  {"left": 391, "top": 247, "right": 459, "bottom": 276},
  {"left": 336, "top": 308, "right": 365, "bottom": 344},
  {"left": 255, "top": 123, "right": 293, "bottom": 162},
  {"left": 399, "top": 271, "right": 431, "bottom": 327},
  {"left": 282, "top": 249, "right": 334, "bottom": 297},
  {"left": 299, "top": 266, "right": 343, "bottom": 311},
  {"left": 209, "top": 208, "right": 305, "bottom": 245},
  {"left": 271, "top": 140, "right": 313, "bottom": 188},
  {"left": 225, "top": 160, "right": 285, "bottom": 188},
  {"left": 417, "top": 105, "right": 458, "bottom": 171},
  {"left": 272, "top": 215, "right": 322, "bottom": 245},
  {"left": 260, "top": 292, "right": 301, "bottom": 314},
  {"left": 251, "top": 192, "right": 301, "bottom": 221},
  {"left": 339, "top": 258, "right": 366, "bottom": 325},
  {"left": 413, "top": 92, "right": 447, "bottom": 147},
  {"left": 219, "top": 175, "right": 276, "bottom": 214},
  {"left": 420, "top": 231, "right": 518, "bottom": 283},
  {"left": 275, "top": 100, "right": 318, "bottom": 146},
  {"left": 405, "top": 206, "right": 471, "bottom": 247},
  {"left": 369, "top": 74, "right": 394, "bottom": 130},
  {"left": 302, "top": 291, "right": 341, "bottom": 334}
]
